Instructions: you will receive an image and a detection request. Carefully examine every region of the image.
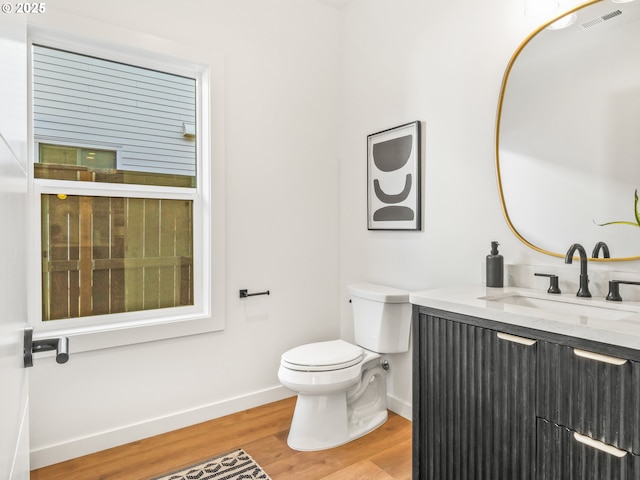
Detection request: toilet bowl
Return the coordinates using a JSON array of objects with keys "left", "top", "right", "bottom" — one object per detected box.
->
[
  {"left": 278, "top": 283, "right": 411, "bottom": 451},
  {"left": 278, "top": 339, "right": 388, "bottom": 451}
]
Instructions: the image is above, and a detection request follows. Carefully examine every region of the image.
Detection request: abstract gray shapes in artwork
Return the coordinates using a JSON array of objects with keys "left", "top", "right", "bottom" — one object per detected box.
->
[
  {"left": 373, "top": 174, "right": 412, "bottom": 204},
  {"left": 367, "top": 122, "right": 421, "bottom": 230},
  {"left": 372, "top": 135, "right": 412, "bottom": 172},
  {"left": 373, "top": 205, "right": 415, "bottom": 221}
]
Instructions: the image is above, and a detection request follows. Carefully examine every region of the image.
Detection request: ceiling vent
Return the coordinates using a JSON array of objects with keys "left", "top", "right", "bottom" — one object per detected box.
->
[{"left": 579, "top": 9, "right": 623, "bottom": 30}]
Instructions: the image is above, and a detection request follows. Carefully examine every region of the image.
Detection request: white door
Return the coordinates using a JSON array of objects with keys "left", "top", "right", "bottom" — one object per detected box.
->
[{"left": 0, "top": 11, "right": 29, "bottom": 480}]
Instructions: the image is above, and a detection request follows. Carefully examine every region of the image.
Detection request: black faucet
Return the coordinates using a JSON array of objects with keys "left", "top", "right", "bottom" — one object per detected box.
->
[
  {"left": 565, "top": 243, "right": 591, "bottom": 297},
  {"left": 534, "top": 273, "right": 561, "bottom": 294},
  {"left": 592, "top": 241, "right": 610, "bottom": 259},
  {"left": 606, "top": 280, "right": 640, "bottom": 301}
]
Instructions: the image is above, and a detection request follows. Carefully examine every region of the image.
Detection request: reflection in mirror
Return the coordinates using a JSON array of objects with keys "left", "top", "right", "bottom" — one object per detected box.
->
[{"left": 497, "top": 0, "right": 640, "bottom": 261}]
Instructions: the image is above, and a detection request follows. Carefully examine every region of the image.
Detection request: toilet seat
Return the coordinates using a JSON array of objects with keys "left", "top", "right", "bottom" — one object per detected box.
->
[{"left": 281, "top": 340, "right": 364, "bottom": 372}]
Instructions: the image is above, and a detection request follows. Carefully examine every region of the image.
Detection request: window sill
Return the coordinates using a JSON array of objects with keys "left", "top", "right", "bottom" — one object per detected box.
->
[{"left": 32, "top": 308, "right": 224, "bottom": 354}]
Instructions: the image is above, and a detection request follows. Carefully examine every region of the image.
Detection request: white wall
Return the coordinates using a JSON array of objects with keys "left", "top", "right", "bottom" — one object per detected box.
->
[
  {"left": 337, "top": 0, "right": 614, "bottom": 417},
  {"left": 0, "top": 11, "right": 30, "bottom": 480},
  {"left": 28, "top": 0, "right": 342, "bottom": 468}
]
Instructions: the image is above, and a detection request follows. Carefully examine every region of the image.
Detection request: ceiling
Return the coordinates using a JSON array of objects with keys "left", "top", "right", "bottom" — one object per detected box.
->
[{"left": 315, "top": 0, "right": 353, "bottom": 9}]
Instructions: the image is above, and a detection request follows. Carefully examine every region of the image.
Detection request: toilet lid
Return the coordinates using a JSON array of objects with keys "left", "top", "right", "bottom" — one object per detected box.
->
[{"left": 281, "top": 340, "right": 365, "bottom": 372}]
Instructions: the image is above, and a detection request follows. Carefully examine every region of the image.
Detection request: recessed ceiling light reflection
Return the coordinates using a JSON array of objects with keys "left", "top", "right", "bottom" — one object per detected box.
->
[{"left": 547, "top": 13, "right": 578, "bottom": 29}]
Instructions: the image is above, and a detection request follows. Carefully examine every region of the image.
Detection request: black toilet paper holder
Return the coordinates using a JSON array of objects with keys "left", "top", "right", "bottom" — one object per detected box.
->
[{"left": 239, "top": 289, "right": 270, "bottom": 298}]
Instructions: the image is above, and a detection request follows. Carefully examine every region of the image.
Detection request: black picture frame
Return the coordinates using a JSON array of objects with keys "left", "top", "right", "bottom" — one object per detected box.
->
[{"left": 367, "top": 121, "right": 421, "bottom": 230}]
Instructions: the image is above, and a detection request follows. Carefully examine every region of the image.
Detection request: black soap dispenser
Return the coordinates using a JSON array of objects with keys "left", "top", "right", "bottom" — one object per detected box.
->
[{"left": 486, "top": 241, "right": 504, "bottom": 287}]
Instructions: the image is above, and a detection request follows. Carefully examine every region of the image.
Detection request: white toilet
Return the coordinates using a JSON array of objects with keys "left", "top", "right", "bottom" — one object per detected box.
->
[{"left": 277, "top": 283, "right": 412, "bottom": 451}]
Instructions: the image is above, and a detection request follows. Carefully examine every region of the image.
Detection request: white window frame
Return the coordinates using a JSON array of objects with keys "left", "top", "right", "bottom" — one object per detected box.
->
[{"left": 27, "top": 27, "right": 225, "bottom": 352}]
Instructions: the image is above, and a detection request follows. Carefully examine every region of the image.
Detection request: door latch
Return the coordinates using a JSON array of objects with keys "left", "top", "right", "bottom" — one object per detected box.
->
[{"left": 24, "top": 326, "right": 70, "bottom": 368}]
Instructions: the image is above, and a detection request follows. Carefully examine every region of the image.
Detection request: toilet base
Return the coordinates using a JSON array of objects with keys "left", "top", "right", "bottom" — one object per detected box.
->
[{"left": 286, "top": 363, "right": 388, "bottom": 451}]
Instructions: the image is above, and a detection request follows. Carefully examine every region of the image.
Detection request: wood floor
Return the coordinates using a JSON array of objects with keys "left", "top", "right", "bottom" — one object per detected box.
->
[{"left": 31, "top": 396, "right": 412, "bottom": 480}]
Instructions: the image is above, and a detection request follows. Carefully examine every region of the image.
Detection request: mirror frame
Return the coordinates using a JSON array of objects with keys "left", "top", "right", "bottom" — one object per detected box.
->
[{"left": 495, "top": 0, "right": 640, "bottom": 262}]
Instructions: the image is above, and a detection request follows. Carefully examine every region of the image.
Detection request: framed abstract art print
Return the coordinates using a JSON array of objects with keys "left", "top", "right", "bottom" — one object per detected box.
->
[{"left": 367, "top": 121, "right": 421, "bottom": 230}]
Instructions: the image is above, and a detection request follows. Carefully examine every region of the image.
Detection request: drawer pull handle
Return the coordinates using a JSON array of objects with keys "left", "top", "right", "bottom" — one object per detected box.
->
[
  {"left": 573, "top": 349, "right": 628, "bottom": 366},
  {"left": 496, "top": 332, "right": 537, "bottom": 346},
  {"left": 573, "top": 433, "right": 628, "bottom": 458}
]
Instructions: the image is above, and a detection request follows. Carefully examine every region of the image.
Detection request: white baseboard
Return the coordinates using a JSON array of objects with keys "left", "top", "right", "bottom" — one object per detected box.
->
[
  {"left": 30, "top": 385, "right": 294, "bottom": 470},
  {"left": 387, "top": 393, "right": 412, "bottom": 421}
]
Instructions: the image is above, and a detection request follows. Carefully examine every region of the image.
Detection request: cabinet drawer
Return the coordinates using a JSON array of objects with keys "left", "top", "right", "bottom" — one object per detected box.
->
[
  {"left": 413, "top": 313, "right": 537, "bottom": 480},
  {"left": 537, "top": 418, "right": 640, "bottom": 480},
  {"left": 537, "top": 341, "right": 640, "bottom": 454}
]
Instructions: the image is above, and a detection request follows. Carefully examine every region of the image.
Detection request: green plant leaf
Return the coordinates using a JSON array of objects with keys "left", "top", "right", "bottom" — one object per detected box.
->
[
  {"left": 594, "top": 220, "right": 640, "bottom": 227},
  {"left": 595, "top": 188, "right": 640, "bottom": 228}
]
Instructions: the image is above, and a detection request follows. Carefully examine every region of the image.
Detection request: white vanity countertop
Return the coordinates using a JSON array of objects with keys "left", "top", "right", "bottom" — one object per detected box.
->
[{"left": 410, "top": 285, "right": 640, "bottom": 351}]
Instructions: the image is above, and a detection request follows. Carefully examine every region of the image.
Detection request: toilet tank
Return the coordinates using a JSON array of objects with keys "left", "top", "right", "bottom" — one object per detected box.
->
[{"left": 347, "top": 283, "right": 412, "bottom": 354}]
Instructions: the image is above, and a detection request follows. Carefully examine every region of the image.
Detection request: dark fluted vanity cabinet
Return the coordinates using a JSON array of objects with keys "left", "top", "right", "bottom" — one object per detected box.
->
[
  {"left": 537, "top": 341, "right": 640, "bottom": 454},
  {"left": 536, "top": 342, "right": 640, "bottom": 479},
  {"left": 413, "top": 306, "right": 640, "bottom": 480},
  {"left": 412, "top": 309, "right": 537, "bottom": 480},
  {"left": 536, "top": 418, "right": 640, "bottom": 479}
]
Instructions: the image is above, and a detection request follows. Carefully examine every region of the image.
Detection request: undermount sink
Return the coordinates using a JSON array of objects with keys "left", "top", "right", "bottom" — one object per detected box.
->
[{"left": 479, "top": 292, "right": 640, "bottom": 321}]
